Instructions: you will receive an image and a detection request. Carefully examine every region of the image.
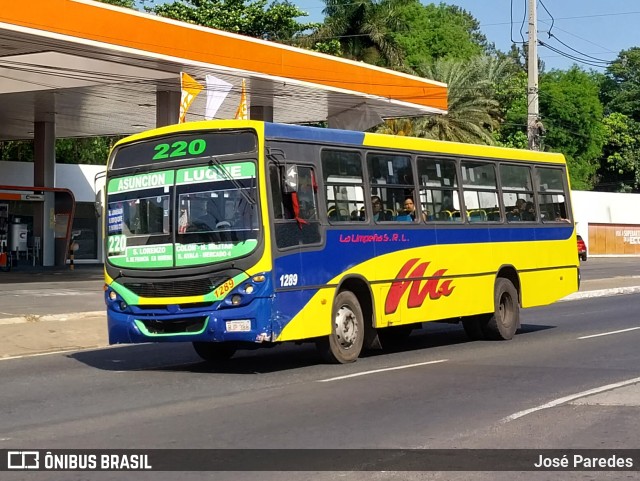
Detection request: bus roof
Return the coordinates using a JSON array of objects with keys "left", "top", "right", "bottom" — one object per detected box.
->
[{"left": 114, "top": 120, "right": 566, "bottom": 165}]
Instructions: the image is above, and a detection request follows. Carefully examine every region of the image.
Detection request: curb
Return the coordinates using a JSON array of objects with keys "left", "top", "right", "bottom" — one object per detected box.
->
[
  {"left": 561, "top": 286, "right": 640, "bottom": 302},
  {"left": 0, "top": 311, "right": 105, "bottom": 325}
]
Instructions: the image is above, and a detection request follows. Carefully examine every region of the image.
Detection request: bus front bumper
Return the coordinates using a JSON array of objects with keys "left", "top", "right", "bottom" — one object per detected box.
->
[{"left": 107, "top": 300, "right": 273, "bottom": 345}]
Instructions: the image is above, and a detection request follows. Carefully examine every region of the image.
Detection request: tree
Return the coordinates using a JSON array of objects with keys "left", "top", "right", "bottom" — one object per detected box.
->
[
  {"left": 393, "top": 2, "right": 492, "bottom": 70},
  {"left": 304, "top": 0, "right": 408, "bottom": 67},
  {"left": 55, "top": 137, "right": 122, "bottom": 165},
  {"left": 98, "top": 0, "right": 136, "bottom": 8},
  {"left": 0, "top": 141, "right": 33, "bottom": 162},
  {"left": 596, "top": 113, "right": 640, "bottom": 192},
  {"left": 379, "top": 56, "right": 512, "bottom": 144},
  {"left": 539, "top": 67, "right": 605, "bottom": 190},
  {"left": 149, "top": 0, "right": 316, "bottom": 43},
  {"left": 493, "top": 62, "right": 528, "bottom": 149},
  {"left": 601, "top": 47, "right": 640, "bottom": 122},
  {"left": 0, "top": 137, "right": 121, "bottom": 165}
]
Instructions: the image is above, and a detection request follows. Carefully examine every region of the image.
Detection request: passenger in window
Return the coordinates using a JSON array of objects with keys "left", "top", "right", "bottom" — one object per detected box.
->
[
  {"left": 521, "top": 201, "right": 536, "bottom": 221},
  {"left": 508, "top": 199, "right": 526, "bottom": 221},
  {"left": 441, "top": 195, "right": 455, "bottom": 212},
  {"left": 397, "top": 196, "right": 426, "bottom": 222},
  {"left": 371, "top": 195, "right": 392, "bottom": 221},
  {"left": 438, "top": 195, "right": 455, "bottom": 220},
  {"left": 178, "top": 209, "right": 189, "bottom": 233}
]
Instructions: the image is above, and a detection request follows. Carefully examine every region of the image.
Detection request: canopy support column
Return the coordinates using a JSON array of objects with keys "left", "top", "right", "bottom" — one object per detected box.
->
[{"left": 34, "top": 120, "right": 56, "bottom": 266}]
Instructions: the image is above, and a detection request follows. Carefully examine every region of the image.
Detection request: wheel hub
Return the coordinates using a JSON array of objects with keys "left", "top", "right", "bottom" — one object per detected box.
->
[{"left": 334, "top": 305, "right": 358, "bottom": 348}]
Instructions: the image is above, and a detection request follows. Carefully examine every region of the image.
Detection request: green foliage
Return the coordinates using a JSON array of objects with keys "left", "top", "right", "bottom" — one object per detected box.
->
[
  {"left": 149, "top": 0, "right": 316, "bottom": 42},
  {"left": 601, "top": 47, "right": 640, "bottom": 122},
  {"left": 403, "top": 56, "right": 513, "bottom": 144},
  {"left": 303, "top": 0, "right": 408, "bottom": 67},
  {"left": 55, "top": 137, "right": 121, "bottom": 165},
  {"left": 98, "top": 0, "right": 136, "bottom": 8},
  {"left": 596, "top": 113, "right": 640, "bottom": 192},
  {"left": 393, "top": 2, "right": 492, "bottom": 70},
  {"left": 0, "top": 141, "right": 33, "bottom": 162},
  {"left": 539, "top": 67, "right": 605, "bottom": 190},
  {"left": 0, "top": 137, "right": 121, "bottom": 165},
  {"left": 309, "top": 39, "right": 342, "bottom": 56},
  {"left": 493, "top": 67, "right": 527, "bottom": 148}
]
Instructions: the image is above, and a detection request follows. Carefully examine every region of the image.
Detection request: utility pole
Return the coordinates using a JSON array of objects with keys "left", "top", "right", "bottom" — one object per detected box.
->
[{"left": 527, "top": 0, "right": 540, "bottom": 150}]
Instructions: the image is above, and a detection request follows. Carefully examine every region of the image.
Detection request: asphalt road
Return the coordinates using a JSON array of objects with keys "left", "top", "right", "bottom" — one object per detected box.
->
[
  {"left": 1, "top": 292, "right": 639, "bottom": 481},
  {"left": 579, "top": 256, "right": 640, "bottom": 280}
]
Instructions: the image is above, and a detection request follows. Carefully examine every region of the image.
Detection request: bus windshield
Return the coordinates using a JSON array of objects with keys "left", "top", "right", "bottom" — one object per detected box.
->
[{"left": 106, "top": 161, "right": 259, "bottom": 269}]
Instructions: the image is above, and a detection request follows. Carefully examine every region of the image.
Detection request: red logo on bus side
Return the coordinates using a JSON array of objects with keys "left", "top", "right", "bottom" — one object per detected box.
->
[{"left": 384, "top": 258, "right": 455, "bottom": 315}]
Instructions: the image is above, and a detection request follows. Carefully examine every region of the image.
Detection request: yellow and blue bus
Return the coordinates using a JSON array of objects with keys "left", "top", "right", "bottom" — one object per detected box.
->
[{"left": 104, "top": 120, "right": 579, "bottom": 363}]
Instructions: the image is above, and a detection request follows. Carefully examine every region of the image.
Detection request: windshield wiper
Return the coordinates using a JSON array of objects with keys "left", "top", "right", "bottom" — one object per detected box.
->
[{"left": 207, "top": 156, "right": 256, "bottom": 206}]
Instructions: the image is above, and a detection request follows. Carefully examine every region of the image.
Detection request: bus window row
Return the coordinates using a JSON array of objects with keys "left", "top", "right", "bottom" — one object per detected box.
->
[{"left": 321, "top": 149, "right": 571, "bottom": 225}]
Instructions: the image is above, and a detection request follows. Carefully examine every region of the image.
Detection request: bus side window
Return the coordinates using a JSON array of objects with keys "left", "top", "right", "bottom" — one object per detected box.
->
[
  {"left": 417, "top": 157, "right": 461, "bottom": 223},
  {"left": 322, "top": 149, "right": 365, "bottom": 223},
  {"left": 535, "top": 167, "right": 570, "bottom": 223},
  {"left": 269, "top": 164, "right": 291, "bottom": 219},
  {"left": 461, "top": 161, "right": 499, "bottom": 223}
]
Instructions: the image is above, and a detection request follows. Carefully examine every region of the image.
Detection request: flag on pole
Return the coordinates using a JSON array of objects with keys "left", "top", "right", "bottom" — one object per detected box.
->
[
  {"left": 179, "top": 72, "right": 203, "bottom": 123},
  {"left": 204, "top": 74, "right": 232, "bottom": 120},
  {"left": 234, "top": 79, "right": 248, "bottom": 120}
]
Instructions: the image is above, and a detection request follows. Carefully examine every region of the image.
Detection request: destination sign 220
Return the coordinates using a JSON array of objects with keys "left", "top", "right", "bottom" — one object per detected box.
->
[{"left": 111, "top": 130, "right": 257, "bottom": 170}]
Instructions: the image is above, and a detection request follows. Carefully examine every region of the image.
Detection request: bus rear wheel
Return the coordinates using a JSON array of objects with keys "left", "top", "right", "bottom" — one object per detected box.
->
[
  {"left": 316, "top": 291, "right": 364, "bottom": 364},
  {"left": 482, "top": 278, "right": 519, "bottom": 340},
  {"left": 192, "top": 342, "right": 236, "bottom": 361}
]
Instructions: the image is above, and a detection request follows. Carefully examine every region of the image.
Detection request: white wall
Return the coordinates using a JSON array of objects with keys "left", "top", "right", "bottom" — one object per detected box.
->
[
  {"left": 0, "top": 161, "right": 105, "bottom": 202},
  {"left": 572, "top": 190, "right": 640, "bottom": 252}
]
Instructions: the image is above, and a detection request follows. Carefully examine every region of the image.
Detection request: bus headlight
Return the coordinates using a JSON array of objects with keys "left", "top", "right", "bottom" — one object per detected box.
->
[
  {"left": 231, "top": 294, "right": 243, "bottom": 305},
  {"left": 109, "top": 291, "right": 117, "bottom": 301},
  {"left": 252, "top": 274, "right": 266, "bottom": 283},
  {"left": 243, "top": 284, "right": 255, "bottom": 294},
  {"left": 119, "top": 301, "right": 128, "bottom": 311}
]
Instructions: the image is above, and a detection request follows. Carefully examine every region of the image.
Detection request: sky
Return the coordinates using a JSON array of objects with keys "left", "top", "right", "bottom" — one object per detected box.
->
[{"left": 138, "top": 1, "right": 640, "bottom": 72}]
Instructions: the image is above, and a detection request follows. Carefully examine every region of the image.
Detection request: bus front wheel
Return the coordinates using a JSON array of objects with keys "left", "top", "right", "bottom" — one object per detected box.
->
[
  {"left": 192, "top": 342, "right": 236, "bottom": 361},
  {"left": 483, "top": 278, "right": 519, "bottom": 340},
  {"left": 316, "top": 291, "right": 364, "bottom": 364}
]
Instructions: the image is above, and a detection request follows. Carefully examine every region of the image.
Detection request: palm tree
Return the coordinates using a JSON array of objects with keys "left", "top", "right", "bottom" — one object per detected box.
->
[
  {"left": 378, "top": 56, "right": 513, "bottom": 144},
  {"left": 305, "top": 0, "right": 410, "bottom": 68}
]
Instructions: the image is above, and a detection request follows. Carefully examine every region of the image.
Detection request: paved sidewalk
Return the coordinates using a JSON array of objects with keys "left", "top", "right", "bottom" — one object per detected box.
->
[{"left": 0, "top": 267, "right": 639, "bottom": 360}]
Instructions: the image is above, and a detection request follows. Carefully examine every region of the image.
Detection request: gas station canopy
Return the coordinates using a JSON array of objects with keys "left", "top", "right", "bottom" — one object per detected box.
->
[{"left": 0, "top": 0, "right": 447, "bottom": 140}]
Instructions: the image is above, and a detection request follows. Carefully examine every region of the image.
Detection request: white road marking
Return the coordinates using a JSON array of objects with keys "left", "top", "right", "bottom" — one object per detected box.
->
[
  {"left": 317, "top": 359, "right": 448, "bottom": 383},
  {"left": 578, "top": 327, "right": 640, "bottom": 339},
  {"left": 501, "top": 376, "right": 640, "bottom": 423}
]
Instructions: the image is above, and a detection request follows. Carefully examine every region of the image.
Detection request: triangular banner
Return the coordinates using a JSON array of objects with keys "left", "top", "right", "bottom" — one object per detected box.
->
[
  {"left": 179, "top": 72, "right": 203, "bottom": 123},
  {"left": 234, "top": 79, "right": 248, "bottom": 120},
  {"left": 205, "top": 74, "right": 232, "bottom": 120}
]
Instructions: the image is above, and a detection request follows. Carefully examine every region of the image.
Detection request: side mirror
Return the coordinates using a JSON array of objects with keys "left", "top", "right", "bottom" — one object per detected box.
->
[
  {"left": 283, "top": 165, "right": 298, "bottom": 193},
  {"left": 95, "top": 190, "right": 103, "bottom": 218}
]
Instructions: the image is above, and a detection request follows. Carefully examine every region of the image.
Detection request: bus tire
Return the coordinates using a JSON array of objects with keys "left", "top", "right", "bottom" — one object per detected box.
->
[
  {"left": 192, "top": 342, "right": 236, "bottom": 361},
  {"left": 483, "top": 278, "right": 519, "bottom": 340},
  {"left": 316, "top": 291, "right": 364, "bottom": 364}
]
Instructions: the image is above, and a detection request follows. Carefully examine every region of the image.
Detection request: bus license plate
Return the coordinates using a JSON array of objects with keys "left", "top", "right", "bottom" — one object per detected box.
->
[{"left": 226, "top": 320, "right": 251, "bottom": 332}]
